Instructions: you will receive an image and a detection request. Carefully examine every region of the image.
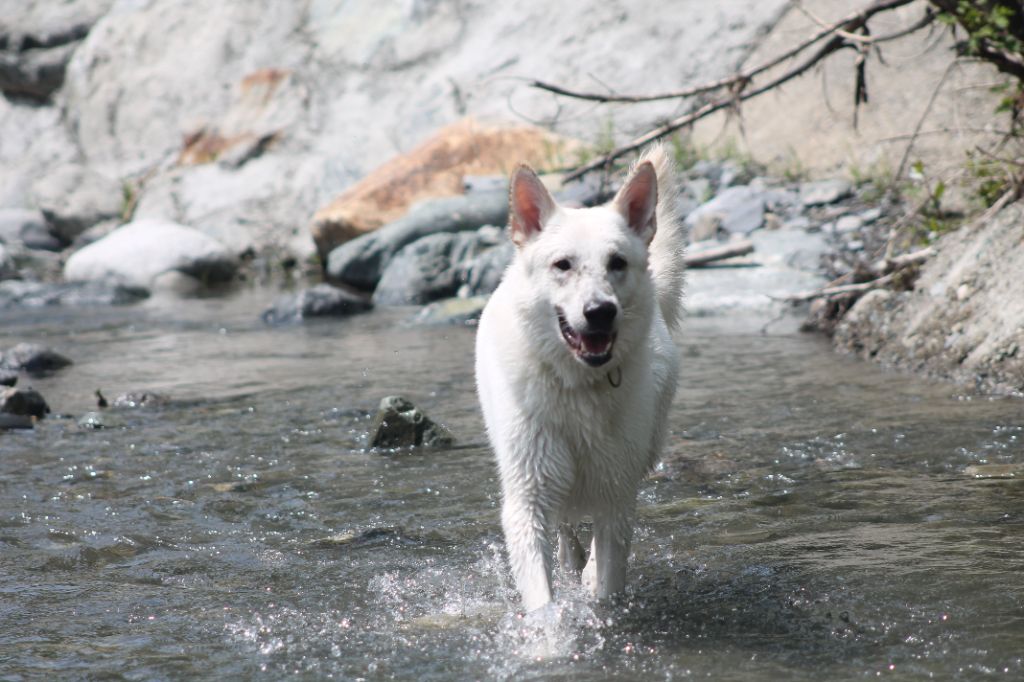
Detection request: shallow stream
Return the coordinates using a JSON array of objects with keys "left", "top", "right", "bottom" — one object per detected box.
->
[{"left": 1, "top": 294, "right": 1021, "bottom": 679}]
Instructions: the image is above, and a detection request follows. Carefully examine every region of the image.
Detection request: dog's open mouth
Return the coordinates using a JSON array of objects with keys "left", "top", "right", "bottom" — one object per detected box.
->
[{"left": 556, "top": 308, "right": 615, "bottom": 367}]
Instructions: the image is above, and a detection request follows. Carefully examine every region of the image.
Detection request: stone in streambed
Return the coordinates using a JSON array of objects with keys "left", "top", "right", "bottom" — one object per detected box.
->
[
  {"left": 0, "top": 369, "right": 17, "bottom": 387},
  {"left": 325, "top": 190, "right": 508, "bottom": 291},
  {"left": 368, "top": 396, "right": 453, "bottom": 449},
  {"left": 261, "top": 283, "right": 373, "bottom": 324},
  {"left": 111, "top": 391, "right": 170, "bottom": 409},
  {"left": 373, "top": 230, "right": 494, "bottom": 306},
  {"left": 0, "top": 280, "right": 148, "bottom": 309},
  {"left": 0, "top": 342, "right": 72, "bottom": 374},
  {"left": 0, "top": 386, "right": 50, "bottom": 419},
  {"left": 413, "top": 296, "right": 489, "bottom": 326},
  {"left": 64, "top": 218, "right": 237, "bottom": 293}
]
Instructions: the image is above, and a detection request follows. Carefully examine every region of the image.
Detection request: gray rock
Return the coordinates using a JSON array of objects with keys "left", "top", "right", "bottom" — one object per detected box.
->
[
  {"left": 77, "top": 411, "right": 109, "bottom": 429},
  {"left": 0, "top": 244, "right": 14, "bottom": 280},
  {"left": 413, "top": 296, "right": 488, "bottom": 326},
  {"left": 685, "top": 185, "right": 766, "bottom": 236},
  {"left": 464, "top": 175, "right": 507, "bottom": 194},
  {"left": 0, "top": 343, "right": 72, "bottom": 374},
  {"left": 0, "top": 0, "right": 113, "bottom": 100},
  {"left": 368, "top": 396, "right": 454, "bottom": 449},
  {"left": 834, "top": 215, "right": 863, "bottom": 233},
  {"left": 111, "top": 392, "right": 169, "bottom": 409},
  {"left": 0, "top": 280, "right": 148, "bottom": 309},
  {"left": 0, "top": 208, "right": 61, "bottom": 250},
  {"left": 859, "top": 207, "right": 883, "bottom": 224},
  {"left": 327, "top": 190, "right": 509, "bottom": 291},
  {"left": 0, "top": 387, "right": 50, "bottom": 419},
  {"left": 374, "top": 230, "right": 497, "bottom": 306},
  {"left": 0, "top": 42, "right": 77, "bottom": 101},
  {"left": 781, "top": 215, "right": 811, "bottom": 232},
  {"left": 30, "top": 164, "right": 123, "bottom": 244},
  {"left": 0, "top": 369, "right": 17, "bottom": 387},
  {"left": 457, "top": 239, "right": 514, "bottom": 297},
  {"left": 262, "top": 283, "right": 373, "bottom": 324},
  {"left": 64, "top": 219, "right": 237, "bottom": 292},
  {"left": 0, "top": 413, "right": 34, "bottom": 430},
  {"left": 800, "top": 179, "right": 853, "bottom": 207},
  {"left": 0, "top": 93, "right": 79, "bottom": 210}
]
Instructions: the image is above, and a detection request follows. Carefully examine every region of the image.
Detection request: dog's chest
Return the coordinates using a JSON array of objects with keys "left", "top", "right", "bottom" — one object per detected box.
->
[{"left": 524, "top": 369, "right": 655, "bottom": 482}]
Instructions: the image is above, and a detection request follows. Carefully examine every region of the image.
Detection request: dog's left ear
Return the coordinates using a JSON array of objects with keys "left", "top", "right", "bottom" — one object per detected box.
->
[{"left": 612, "top": 160, "right": 658, "bottom": 244}]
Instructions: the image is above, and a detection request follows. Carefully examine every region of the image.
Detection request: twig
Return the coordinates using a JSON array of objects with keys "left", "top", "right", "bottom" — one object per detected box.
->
[
  {"left": 531, "top": 0, "right": 919, "bottom": 105},
  {"left": 785, "top": 272, "right": 897, "bottom": 302},
  {"left": 894, "top": 59, "right": 959, "bottom": 183},
  {"left": 785, "top": 245, "right": 936, "bottom": 303},
  {"left": 685, "top": 239, "right": 755, "bottom": 267}
]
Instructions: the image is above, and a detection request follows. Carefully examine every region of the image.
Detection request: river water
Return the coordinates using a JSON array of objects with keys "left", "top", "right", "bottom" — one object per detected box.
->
[{"left": 1, "top": 293, "right": 1021, "bottom": 680}]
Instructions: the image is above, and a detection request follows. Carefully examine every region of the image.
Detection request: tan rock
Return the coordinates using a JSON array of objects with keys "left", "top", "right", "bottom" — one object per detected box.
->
[{"left": 309, "top": 118, "right": 578, "bottom": 262}]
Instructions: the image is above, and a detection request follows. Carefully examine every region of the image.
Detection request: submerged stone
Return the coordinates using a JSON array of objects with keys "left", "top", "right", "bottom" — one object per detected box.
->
[{"left": 368, "top": 395, "right": 454, "bottom": 449}]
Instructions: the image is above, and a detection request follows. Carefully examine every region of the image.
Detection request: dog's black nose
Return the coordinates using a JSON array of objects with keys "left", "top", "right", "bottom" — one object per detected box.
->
[{"left": 583, "top": 301, "right": 617, "bottom": 330}]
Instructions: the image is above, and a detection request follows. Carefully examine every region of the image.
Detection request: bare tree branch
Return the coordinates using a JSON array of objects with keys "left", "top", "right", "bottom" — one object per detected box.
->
[
  {"left": 531, "top": 0, "right": 922, "bottom": 105},
  {"left": 548, "top": 1, "right": 935, "bottom": 181}
]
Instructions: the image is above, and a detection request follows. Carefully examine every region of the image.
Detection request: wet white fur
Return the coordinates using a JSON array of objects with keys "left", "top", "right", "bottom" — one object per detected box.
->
[{"left": 475, "top": 146, "right": 685, "bottom": 611}]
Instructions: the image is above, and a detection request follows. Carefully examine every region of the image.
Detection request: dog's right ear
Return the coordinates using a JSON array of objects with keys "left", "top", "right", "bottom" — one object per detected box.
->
[{"left": 509, "top": 165, "right": 556, "bottom": 247}]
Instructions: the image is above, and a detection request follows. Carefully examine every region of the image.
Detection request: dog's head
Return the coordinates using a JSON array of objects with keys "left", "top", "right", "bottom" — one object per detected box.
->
[{"left": 506, "top": 161, "right": 659, "bottom": 371}]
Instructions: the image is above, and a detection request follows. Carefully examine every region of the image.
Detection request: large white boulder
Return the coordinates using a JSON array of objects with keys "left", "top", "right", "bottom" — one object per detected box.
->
[{"left": 64, "top": 219, "right": 237, "bottom": 292}]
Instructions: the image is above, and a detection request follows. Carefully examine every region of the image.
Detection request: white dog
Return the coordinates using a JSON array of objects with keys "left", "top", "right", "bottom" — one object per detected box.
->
[{"left": 475, "top": 145, "right": 684, "bottom": 611}]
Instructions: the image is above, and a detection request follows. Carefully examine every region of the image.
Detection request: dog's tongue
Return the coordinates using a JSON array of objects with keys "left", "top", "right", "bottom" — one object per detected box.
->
[{"left": 581, "top": 333, "right": 612, "bottom": 355}]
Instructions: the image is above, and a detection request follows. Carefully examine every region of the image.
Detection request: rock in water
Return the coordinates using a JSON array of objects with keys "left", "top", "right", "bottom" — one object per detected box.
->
[
  {"left": 325, "top": 190, "right": 509, "bottom": 291},
  {"left": 63, "top": 218, "right": 237, "bottom": 293},
  {"left": 373, "top": 231, "right": 494, "bottom": 306},
  {"left": 457, "top": 240, "right": 514, "bottom": 297},
  {"left": 111, "top": 391, "right": 169, "bottom": 409},
  {"left": 368, "top": 396, "right": 454, "bottom": 449},
  {"left": 413, "top": 296, "right": 489, "bottom": 326},
  {"left": 0, "top": 280, "right": 148, "bottom": 309},
  {"left": 261, "top": 283, "right": 373, "bottom": 324},
  {"left": 0, "top": 369, "right": 17, "bottom": 387},
  {"left": 0, "top": 343, "right": 72, "bottom": 374},
  {"left": 0, "top": 387, "right": 50, "bottom": 419}
]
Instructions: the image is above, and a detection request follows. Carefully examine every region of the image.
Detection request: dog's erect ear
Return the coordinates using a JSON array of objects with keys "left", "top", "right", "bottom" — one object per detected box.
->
[
  {"left": 509, "top": 164, "right": 557, "bottom": 247},
  {"left": 612, "top": 160, "right": 658, "bottom": 244}
]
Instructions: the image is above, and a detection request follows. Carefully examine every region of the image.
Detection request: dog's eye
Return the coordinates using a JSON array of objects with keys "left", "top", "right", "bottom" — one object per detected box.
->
[
  {"left": 608, "top": 255, "right": 628, "bottom": 272},
  {"left": 553, "top": 258, "right": 572, "bottom": 272}
]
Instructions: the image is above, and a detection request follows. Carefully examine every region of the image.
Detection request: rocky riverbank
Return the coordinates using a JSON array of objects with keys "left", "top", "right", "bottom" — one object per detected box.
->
[{"left": 2, "top": 0, "right": 1020, "bottom": 398}]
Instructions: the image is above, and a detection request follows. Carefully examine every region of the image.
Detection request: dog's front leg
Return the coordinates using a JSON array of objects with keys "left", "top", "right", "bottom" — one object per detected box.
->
[
  {"left": 501, "top": 490, "right": 558, "bottom": 611},
  {"left": 499, "top": 437, "right": 571, "bottom": 612},
  {"left": 582, "top": 509, "right": 634, "bottom": 600}
]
